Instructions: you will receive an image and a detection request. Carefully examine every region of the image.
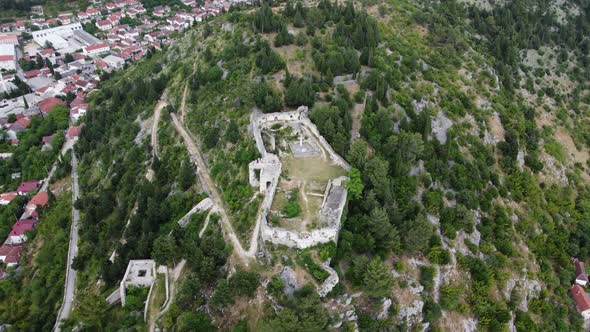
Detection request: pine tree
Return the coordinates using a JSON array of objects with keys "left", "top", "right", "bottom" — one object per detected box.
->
[{"left": 363, "top": 257, "right": 393, "bottom": 298}]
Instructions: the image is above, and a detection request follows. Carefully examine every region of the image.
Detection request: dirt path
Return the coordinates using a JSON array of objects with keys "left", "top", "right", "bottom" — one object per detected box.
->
[
  {"left": 180, "top": 84, "right": 189, "bottom": 123},
  {"left": 350, "top": 98, "right": 365, "bottom": 142},
  {"left": 152, "top": 259, "right": 186, "bottom": 332},
  {"left": 151, "top": 96, "right": 168, "bottom": 160},
  {"left": 171, "top": 113, "right": 255, "bottom": 263}
]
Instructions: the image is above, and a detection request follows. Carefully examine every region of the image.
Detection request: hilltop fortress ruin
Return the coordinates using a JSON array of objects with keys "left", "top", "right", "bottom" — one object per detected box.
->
[{"left": 249, "top": 106, "right": 351, "bottom": 250}]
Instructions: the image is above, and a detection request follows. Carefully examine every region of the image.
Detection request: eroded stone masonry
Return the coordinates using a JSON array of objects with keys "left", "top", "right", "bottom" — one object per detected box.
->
[{"left": 248, "top": 106, "right": 350, "bottom": 249}]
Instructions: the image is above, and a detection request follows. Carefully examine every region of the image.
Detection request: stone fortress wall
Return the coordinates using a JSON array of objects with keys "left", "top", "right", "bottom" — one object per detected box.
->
[{"left": 248, "top": 106, "right": 350, "bottom": 250}]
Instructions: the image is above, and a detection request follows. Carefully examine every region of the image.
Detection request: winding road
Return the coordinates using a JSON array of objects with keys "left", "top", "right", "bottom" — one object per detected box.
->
[
  {"left": 53, "top": 148, "right": 80, "bottom": 331},
  {"left": 151, "top": 97, "right": 167, "bottom": 161},
  {"left": 171, "top": 113, "right": 260, "bottom": 262}
]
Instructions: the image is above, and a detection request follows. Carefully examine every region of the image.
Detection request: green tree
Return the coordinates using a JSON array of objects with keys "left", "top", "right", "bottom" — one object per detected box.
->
[
  {"left": 367, "top": 207, "right": 400, "bottom": 254},
  {"left": 363, "top": 257, "right": 393, "bottom": 298},
  {"left": 64, "top": 53, "right": 74, "bottom": 63},
  {"left": 72, "top": 294, "right": 110, "bottom": 329},
  {"left": 178, "top": 160, "right": 195, "bottom": 191},
  {"left": 225, "top": 121, "right": 240, "bottom": 143},
  {"left": 152, "top": 234, "right": 178, "bottom": 265},
  {"left": 177, "top": 312, "right": 214, "bottom": 332},
  {"left": 347, "top": 139, "right": 369, "bottom": 171},
  {"left": 346, "top": 168, "right": 364, "bottom": 200},
  {"left": 402, "top": 213, "right": 433, "bottom": 254},
  {"left": 365, "top": 157, "right": 390, "bottom": 199}
]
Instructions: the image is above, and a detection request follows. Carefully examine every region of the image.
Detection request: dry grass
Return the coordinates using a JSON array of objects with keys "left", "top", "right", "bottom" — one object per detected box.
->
[
  {"left": 282, "top": 156, "right": 346, "bottom": 183},
  {"left": 488, "top": 112, "right": 505, "bottom": 142}
]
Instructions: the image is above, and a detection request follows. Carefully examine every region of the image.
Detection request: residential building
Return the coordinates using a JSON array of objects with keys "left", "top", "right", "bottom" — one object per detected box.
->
[
  {"left": 7, "top": 219, "right": 37, "bottom": 244},
  {"left": 16, "top": 181, "right": 39, "bottom": 195},
  {"left": 26, "top": 191, "right": 49, "bottom": 212},
  {"left": 0, "top": 34, "right": 18, "bottom": 45},
  {"left": 0, "top": 243, "right": 23, "bottom": 267},
  {"left": 0, "top": 192, "right": 18, "bottom": 205},
  {"left": 83, "top": 42, "right": 110, "bottom": 56},
  {"left": 571, "top": 284, "right": 590, "bottom": 319},
  {"left": 103, "top": 54, "right": 124, "bottom": 69},
  {"left": 0, "top": 44, "right": 16, "bottom": 71},
  {"left": 96, "top": 20, "right": 113, "bottom": 31},
  {"left": 39, "top": 97, "right": 66, "bottom": 115},
  {"left": 574, "top": 258, "right": 589, "bottom": 287},
  {"left": 66, "top": 125, "right": 82, "bottom": 140}
]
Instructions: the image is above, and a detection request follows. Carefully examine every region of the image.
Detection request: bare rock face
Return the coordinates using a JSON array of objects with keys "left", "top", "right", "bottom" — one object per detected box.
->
[
  {"left": 378, "top": 298, "right": 393, "bottom": 320},
  {"left": 398, "top": 299, "right": 424, "bottom": 328},
  {"left": 431, "top": 111, "right": 453, "bottom": 144},
  {"left": 280, "top": 266, "right": 301, "bottom": 296}
]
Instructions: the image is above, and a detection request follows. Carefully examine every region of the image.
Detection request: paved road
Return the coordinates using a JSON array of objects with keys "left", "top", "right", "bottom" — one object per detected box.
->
[
  {"left": 171, "top": 113, "right": 255, "bottom": 262},
  {"left": 53, "top": 149, "right": 80, "bottom": 332}
]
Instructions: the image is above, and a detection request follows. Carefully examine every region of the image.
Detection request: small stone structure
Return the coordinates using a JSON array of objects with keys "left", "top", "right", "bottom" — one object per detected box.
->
[
  {"left": 120, "top": 260, "right": 156, "bottom": 307},
  {"left": 106, "top": 259, "right": 157, "bottom": 311},
  {"left": 249, "top": 106, "right": 350, "bottom": 249},
  {"left": 248, "top": 155, "right": 281, "bottom": 193},
  {"left": 177, "top": 197, "right": 213, "bottom": 227}
]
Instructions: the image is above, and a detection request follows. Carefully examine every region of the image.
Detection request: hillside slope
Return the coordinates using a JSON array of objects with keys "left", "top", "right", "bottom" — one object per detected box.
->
[{"left": 2, "top": 0, "right": 588, "bottom": 331}]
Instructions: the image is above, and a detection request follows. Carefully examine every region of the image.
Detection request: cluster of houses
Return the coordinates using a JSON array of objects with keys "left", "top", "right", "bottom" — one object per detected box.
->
[
  {"left": 570, "top": 258, "right": 590, "bottom": 320},
  {"left": 0, "top": 181, "right": 49, "bottom": 270},
  {"left": 0, "top": 0, "right": 251, "bottom": 279},
  {"left": 0, "top": 98, "right": 83, "bottom": 274},
  {"left": 0, "top": 0, "right": 248, "bottom": 75},
  {"left": 1, "top": 94, "right": 85, "bottom": 146}
]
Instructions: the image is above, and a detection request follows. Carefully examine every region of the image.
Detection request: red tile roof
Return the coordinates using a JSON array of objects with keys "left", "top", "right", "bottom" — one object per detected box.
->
[
  {"left": 0, "top": 192, "right": 18, "bottom": 202},
  {"left": 86, "top": 42, "right": 109, "bottom": 52},
  {"left": 14, "top": 117, "right": 31, "bottom": 129},
  {"left": 0, "top": 34, "right": 18, "bottom": 44},
  {"left": 29, "top": 191, "right": 49, "bottom": 207},
  {"left": 39, "top": 48, "right": 55, "bottom": 56},
  {"left": 9, "top": 219, "right": 37, "bottom": 236},
  {"left": 42, "top": 135, "right": 53, "bottom": 144},
  {"left": 0, "top": 243, "right": 23, "bottom": 264},
  {"left": 571, "top": 284, "right": 590, "bottom": 312},
  {"left": 39, "top": 97, "right": 66, "bottom": 114},
  {"left": 0, "top": 55, "right": 15, "bottom": 62},
  {"left": 17, "top": 181, "right": 38, "bottom": 194},
  {"left": 24, "top": 69, "right": 41, "bottom": 78},
  {"left": 67, "top": 126, "right": 82, "bottom": 138}
]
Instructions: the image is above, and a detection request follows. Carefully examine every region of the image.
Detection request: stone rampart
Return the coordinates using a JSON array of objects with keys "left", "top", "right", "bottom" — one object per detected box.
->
[{"left": 250, "top": 107, "right": 349, "bottom": 249}]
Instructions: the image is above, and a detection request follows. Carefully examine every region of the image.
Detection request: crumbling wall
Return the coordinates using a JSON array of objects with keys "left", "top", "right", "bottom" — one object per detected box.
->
[
  {"left": 261, "top": 223, "right": 339, "bottom": 249},
  {"left": 318, "top": 260, "right": 339, "bottom": 297},
  {"left": 250, "top": 107, "right": 349, "bottom": 249}
]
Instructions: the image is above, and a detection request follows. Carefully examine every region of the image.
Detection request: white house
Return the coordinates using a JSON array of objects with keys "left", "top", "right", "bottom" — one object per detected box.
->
[
  {"left": 96, "top": 20, "right": 113, "bottom": 31},
  {"left": 0, "top": 44, "right": 16, "bottom": 71},
  {"left": 83, "top": 42, "right": 110, "bottom": 56},
  {"left": 103, "top": 55, "right": 124, "bottom": 69}
]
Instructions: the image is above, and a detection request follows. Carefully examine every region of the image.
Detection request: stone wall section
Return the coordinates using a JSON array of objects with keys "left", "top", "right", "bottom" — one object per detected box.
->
[{"left": 249, "top": 106, "right": 350, "bottom": 249}]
